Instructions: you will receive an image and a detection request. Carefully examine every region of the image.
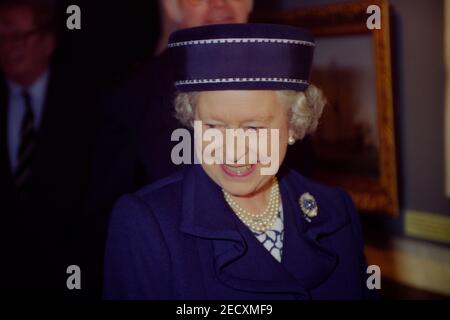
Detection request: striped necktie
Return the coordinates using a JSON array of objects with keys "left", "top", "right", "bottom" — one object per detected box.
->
[{"left": 14, "top": 90, "right": 36, "bottom": 189}]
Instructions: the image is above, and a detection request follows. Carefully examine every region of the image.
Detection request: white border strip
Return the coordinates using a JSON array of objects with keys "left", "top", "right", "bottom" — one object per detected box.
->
[
  {"left": 168, "top": 38, "right": 315, "bottom": 48},
  {"left": 175, "top": 78, "right": 309, "bottom": 86}
]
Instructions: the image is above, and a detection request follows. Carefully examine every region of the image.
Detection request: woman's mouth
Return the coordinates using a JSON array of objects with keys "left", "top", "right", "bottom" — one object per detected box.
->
[{"left": 221, "top": 164, "right": 256, "bottom": 177}]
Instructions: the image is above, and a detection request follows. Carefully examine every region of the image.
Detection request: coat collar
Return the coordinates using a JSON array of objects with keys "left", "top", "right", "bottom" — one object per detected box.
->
[{"left": 179, "top": 165, "right": 349, "bottom": 298}]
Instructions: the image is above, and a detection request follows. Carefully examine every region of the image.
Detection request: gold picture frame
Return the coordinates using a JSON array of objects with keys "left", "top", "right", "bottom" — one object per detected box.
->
[{"left": 254, "top": 0, "right": 399, "bottom": 216}]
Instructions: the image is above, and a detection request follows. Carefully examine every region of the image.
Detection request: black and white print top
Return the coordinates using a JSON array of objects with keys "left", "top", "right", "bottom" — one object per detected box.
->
[{"left": 252, "top": 205, "right": 284, "bottom": 263}]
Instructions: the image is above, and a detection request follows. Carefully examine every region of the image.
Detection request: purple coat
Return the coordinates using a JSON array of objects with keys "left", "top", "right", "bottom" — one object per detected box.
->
[{"left": 104, "top": 165, "right": 373, "bottom": 300}]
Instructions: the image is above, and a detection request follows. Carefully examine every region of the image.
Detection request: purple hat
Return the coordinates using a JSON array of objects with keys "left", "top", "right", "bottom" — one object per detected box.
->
[{"left": 168, "top": 23, "right": 315, "bottom": 92}]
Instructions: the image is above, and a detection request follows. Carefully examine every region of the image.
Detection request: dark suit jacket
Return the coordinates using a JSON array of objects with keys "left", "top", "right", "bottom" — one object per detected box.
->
[
  {"left": 104, "top": 165, "right": 374, "bottom": 300},
  {"left": 0, "top": 65, "right": 97, "bottom": 299}
]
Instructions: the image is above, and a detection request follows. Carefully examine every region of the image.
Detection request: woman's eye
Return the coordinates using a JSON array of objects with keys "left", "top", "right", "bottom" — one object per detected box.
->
[
  {"left": 245, "top": 126, "right": 263, "bottom": 131},
  {"left": 205, "top": 124, "right": 224, "bottom": 130}
]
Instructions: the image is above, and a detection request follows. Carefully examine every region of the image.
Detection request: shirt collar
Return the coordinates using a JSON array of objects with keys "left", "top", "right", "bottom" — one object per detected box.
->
[
  {"left": 6, "top": 69, "right": 50, "bottom": 100},
  {"left": 6, "top": 69, "right": 50, "bottom": 127}
]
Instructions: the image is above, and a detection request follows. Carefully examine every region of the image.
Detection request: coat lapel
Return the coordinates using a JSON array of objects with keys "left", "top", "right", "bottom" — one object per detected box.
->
[
  {"left": 180, "top": 165, "right": 349, "bottom": 298},
  {"left": 279, "top": 168, "right": 349, "bottom": 291}
]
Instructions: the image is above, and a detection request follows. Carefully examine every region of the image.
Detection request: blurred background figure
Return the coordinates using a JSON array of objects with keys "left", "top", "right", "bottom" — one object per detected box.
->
[
  {"left": 85, "top": 0, "right": 254, "bottom": 299},
  {"left": 0, "top": 0, "right": 95, "bottom": 299},
  {"left": 156, "top": 0, "right": 254, "bottom": 54}
]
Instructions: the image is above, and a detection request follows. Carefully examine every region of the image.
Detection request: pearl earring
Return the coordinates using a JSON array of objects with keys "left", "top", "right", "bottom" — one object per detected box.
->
[{"left": 288, "top": 136, "right": 296, "bottom": 145}]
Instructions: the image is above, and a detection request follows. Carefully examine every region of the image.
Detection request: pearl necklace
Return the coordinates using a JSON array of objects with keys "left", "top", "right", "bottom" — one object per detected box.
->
[{"left": 223, "top": 177, "right": 280, "bottom": 232}]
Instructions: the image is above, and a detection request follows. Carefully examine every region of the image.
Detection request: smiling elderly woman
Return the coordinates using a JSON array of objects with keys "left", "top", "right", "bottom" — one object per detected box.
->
[
  {"left": 175, "top": 85, "right": 325, "bottom": 140},
  {"left": 103, "top": 24, "right": 374, "bottom": 300}
]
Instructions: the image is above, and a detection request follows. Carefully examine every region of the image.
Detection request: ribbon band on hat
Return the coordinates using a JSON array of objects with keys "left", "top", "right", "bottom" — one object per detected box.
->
[{"left": 168, "top": 23, "right": 316, "bottom": 92}]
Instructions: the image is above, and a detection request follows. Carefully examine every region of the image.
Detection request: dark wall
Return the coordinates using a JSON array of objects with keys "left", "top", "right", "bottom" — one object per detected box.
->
[{"left": 55, "top": 0, "right": 160, "bottom": 85}]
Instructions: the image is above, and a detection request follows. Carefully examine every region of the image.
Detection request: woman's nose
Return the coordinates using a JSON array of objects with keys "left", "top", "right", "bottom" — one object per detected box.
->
[{"left": 224, "top": 131, "right": 250, "bottom": 164}]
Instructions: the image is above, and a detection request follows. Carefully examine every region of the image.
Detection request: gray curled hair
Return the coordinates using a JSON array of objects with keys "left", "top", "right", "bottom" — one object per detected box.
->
[{"left": 174, "top": 84, "right": 326, "bottom": 140}]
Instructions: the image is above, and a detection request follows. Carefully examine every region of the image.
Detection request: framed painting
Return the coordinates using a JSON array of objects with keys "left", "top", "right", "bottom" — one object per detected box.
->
[{"left": 254, "top": 0, "right": 399, "bottom": 215}]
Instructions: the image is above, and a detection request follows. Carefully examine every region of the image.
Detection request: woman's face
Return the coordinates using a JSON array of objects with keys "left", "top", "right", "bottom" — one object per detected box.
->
[{"left": 195, "top": 90, "right": 291, "bottom": 197}]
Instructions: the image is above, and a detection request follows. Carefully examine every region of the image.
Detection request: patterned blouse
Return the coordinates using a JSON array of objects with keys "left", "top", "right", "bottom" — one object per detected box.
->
[{"left": 252, "top": 205, "right": 284, "bottom": 263}]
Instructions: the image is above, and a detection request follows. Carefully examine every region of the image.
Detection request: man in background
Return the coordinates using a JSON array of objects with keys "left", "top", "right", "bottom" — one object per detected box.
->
[
  {"left": 0, "top": 0, "right": 95, "bottom": 298},
  {"left": 155, "top": 0, "right": 253, "bottom": 54},
  {"left": 86, "top": 0, "right": 253, "bottom": 298}
]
